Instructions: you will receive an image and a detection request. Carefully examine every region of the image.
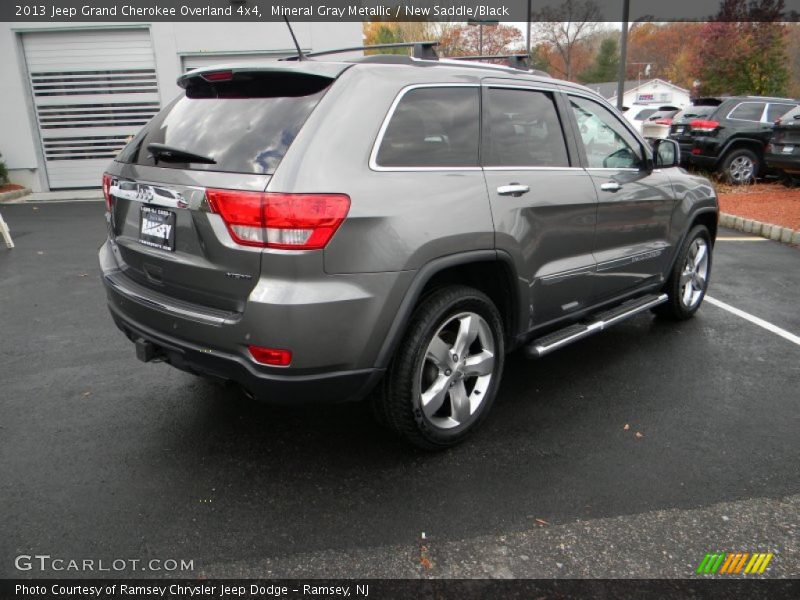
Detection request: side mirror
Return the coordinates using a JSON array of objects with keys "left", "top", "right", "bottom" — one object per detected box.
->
[{"left": 653, "top": 138, "right": 680, "bottom": 168}]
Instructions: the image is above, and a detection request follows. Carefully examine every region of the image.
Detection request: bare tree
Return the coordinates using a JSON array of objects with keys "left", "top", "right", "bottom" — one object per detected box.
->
[{"left": 532, "top": 0, "right": 601, "bottom": 81}]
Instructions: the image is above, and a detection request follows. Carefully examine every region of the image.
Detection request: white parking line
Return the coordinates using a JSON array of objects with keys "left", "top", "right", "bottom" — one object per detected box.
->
[
  {"left": 705, "top": 296, "right": 800, "bottom": 347},
  {"left": 716, "top": 237, "right": 767, "bottom": 241}
]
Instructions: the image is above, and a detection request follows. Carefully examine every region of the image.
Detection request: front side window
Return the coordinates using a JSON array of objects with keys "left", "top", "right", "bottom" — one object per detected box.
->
[
  {"left": 375, "top": 87, "right": 480, "bottom": 168},
  {"left": 728, "top": 102, "right": 766, "bottom": 122},
  {"left": 483, "top": 87, "right": 570, "bottom": 168},
  {"left": 570, "top": 96, "right": 643, "bottom": 169}
]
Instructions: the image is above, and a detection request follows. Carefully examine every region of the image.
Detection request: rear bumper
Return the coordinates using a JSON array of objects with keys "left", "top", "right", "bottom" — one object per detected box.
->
[
  {"left": 107, "top": 303, "right": 382, "bottom": 403},
  {"left": 686, "top": 153, "right": 718, "bottom": 170},
  {"left": 765, "top": 153, "right": 800, "bottom": 174},
  {"left": 99, "top": 239, "right": 392, "bottom": 403}
]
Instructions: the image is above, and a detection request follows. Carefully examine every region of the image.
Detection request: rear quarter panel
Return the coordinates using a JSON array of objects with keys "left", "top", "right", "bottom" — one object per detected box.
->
[{"left": 266, "top": 66, "right": 495, "bottom": 275}]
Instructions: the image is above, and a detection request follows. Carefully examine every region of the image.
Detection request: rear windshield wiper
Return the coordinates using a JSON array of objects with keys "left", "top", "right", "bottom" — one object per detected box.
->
[{"left": 147, "top": 143, "right": 216, "bottom": 165}]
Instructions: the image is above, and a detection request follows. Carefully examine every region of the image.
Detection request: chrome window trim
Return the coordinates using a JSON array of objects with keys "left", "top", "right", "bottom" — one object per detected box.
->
[
  {"left": 483, "top": 166, "right": 584, "bottom": 172},
  {"left": 368, "top": 83, "right": 482, "bottom": 173}
]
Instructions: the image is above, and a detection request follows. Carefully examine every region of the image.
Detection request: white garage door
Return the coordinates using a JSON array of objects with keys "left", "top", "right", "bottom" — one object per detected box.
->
[
  {"left": 22, "top": 29, "right": 160, "bottom": 189},
  {"left": 182, "top": 52, "right": 290, "bottom": 73}
]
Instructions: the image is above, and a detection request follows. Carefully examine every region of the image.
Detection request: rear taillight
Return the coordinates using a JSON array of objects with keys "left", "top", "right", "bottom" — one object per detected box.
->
[
  {"left": 248, "top": 346, "right": 292, "bottom": 366},
  {"left": 206, "top": 189, "right": 350, "bottom": 250},
  {"left": 655, "top": 118, "right": 673, "bottom": 125},
  {"left": 102, "top": 173, "right": 113, "bottom": 212},
  {"left": 690, "top": 119, "right": 720, "bottom": 132}
]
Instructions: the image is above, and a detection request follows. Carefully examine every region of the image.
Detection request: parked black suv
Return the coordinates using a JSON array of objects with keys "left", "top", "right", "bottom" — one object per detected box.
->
[
  {"left": 668, "top": 103, "right": 719, "bottom": 163},
  {"left": 680, "top": 96, "right": 799, "bottom": 183},
  {"left": 766, "top": 105, "right": 800, "bottom": 179}
]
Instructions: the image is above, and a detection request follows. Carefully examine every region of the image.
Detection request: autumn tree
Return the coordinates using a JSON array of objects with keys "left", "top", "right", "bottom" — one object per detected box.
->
[
  {"left": 695, "top": 0, "right": 789, "bottom": 96},
  {"left": 531, "top": 0, "right": 600, "bottom": 81},
  {"left": 362, "top": 21, "right": 437, "bottom": 54},
  {"left": 438, "top": 23, "right": 523, "bottom": 57}
]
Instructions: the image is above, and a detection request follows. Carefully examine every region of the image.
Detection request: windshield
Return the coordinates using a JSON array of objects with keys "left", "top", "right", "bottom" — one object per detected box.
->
[{"left": 116, "top": 74, "right": 331, "bottom": 175}]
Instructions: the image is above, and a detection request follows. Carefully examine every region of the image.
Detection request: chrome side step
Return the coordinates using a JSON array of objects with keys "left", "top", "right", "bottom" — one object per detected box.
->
[{"left": 524, "top": 293, "right": 668, "bottom": 358}]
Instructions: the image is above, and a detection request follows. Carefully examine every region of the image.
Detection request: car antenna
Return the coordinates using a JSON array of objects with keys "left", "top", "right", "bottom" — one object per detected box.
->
[{"left": 283, "top": 17, "right": 306, "bottom": 61}]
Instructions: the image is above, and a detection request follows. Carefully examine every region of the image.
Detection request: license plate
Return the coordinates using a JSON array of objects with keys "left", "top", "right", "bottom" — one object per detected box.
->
[
  {"left": 675, "top": 126, "right": 685, "bottom": 134},
  {"left": 782, "top": 145, "right": 795, "bottom": 154},
  {"left": 139, "top": 206, "right": 176, "bottom": 251}
]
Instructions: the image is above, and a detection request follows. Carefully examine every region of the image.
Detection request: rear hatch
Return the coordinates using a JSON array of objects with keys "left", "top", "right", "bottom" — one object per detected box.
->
[
  {"left": 669, "top": 105, "right": 717, "bottom": 141},
  {"left": 105, "top": 64, "right": 344, "bottom": 312}
]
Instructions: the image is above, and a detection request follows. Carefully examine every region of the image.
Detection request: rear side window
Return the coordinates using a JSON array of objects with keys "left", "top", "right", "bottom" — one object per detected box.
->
[
  {"left": 116, "top": 73, "right": 331, "bottom": 175},
  {"left": 483, "top": 87, "right": 569, "bottom": 167},
  {"left": 727, "top": 102, "right": 766, "bottom": 122},
  {"left": 767, "top": 103, "right": 798, "bottom": 122},
  {"left": 375, "top": 87, "right": 480, "bottom": 168}
]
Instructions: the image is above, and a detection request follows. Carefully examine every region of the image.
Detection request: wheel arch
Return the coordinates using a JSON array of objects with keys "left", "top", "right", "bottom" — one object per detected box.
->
[
  {"left": 374, "top": 250, "right": 521, "bottom": 369},
  {"left": 719, "top": 137, "right": 766, "bottom": 165}
]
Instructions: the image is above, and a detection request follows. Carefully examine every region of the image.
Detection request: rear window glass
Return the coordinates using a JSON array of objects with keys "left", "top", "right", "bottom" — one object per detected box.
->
[
  {"left": 728, "top": 102, "right": 765, "bottom": 122},
  {"left": 375, "top": 87, "right": 480, "bottom": 168},
  {"left": 633, "top": 108, "right": 657, "bottom": 121},
  {"left": 674, "top": 106, "right": 715, "bottom": 122},
  {"left": 116, "top": 73, "right": 331, "bottom": 175}
]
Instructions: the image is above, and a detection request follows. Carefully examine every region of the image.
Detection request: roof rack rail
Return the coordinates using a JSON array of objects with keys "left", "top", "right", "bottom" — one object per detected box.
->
[
  {"left": 449, "top": 54, "right": 530, "bottom": 71},
  {"left": 280, "top": 41, "right": 439, "bottom": 61}
]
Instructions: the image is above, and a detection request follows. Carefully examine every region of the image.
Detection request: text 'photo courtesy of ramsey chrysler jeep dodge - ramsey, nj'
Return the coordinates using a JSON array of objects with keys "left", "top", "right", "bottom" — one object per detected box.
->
[{"left": 99, "top": 45, "right": 718, "bottom": 450}]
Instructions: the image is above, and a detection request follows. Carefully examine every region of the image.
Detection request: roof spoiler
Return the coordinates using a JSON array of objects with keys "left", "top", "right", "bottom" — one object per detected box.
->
[{"left": 281, "top": 41, "right": 440, "bottom": 61}]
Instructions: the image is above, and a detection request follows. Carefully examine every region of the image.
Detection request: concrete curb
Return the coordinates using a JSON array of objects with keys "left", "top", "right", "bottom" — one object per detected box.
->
[
  {"left": 0, "top": 187, "right": 32, "bottom": 203},
  {"left": 719, "top": 212, "right": 800, "bottom": 245}
]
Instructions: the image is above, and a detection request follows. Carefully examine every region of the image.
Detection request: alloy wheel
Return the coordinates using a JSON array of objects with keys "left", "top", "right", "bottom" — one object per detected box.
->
[
  {"left": 729, "top": 156, "right": 754, "bottom": 183},
  {"left": 418, "top": 312, "right": 495, "bottom": 430},
  {"left": 680, "top": 238, "right": 709, "bottom": 308}
]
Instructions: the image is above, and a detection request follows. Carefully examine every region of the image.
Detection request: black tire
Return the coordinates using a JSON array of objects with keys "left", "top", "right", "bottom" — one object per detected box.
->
[
  {"left": 655, "top": 225, "right": 712, "bottom": 320},
  {"left": 719, "top": 148, "right": 759, "bottom": 184},
  {"left": 374, "top": 285, "right": 505, "bottom": 450}
]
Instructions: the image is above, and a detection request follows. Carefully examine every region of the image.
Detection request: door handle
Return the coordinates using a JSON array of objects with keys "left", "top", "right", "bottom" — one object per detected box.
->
[
  {"left": 600, "top": 182, "right": 622, "bottom": 192},
  {"left": 497, "top": 183, "right": 530, "bottom": 196}
]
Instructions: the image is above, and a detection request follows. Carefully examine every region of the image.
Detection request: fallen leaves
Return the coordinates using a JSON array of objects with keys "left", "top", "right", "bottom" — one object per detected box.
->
[{"left": 623, "top": 423, "right": 644, "bottom": 439}]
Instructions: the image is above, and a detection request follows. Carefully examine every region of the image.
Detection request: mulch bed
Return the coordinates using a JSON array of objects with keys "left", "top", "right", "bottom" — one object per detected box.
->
[
  {"left": 717, "top": 182, "right": 800, "bottom": 230},
  {"left": 0, "top": 183, "right": 25, "bottom": 194}
]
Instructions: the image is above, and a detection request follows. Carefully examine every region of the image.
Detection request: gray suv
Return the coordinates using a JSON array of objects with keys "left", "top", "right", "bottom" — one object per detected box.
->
[{"left": 99, "top": 54, "right": 718, "bottom": 449}]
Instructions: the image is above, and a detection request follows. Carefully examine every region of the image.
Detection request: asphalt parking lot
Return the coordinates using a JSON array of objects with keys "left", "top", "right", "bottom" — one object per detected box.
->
[{"left": 1, "top": 201, "right": 798, "bottom": 579}]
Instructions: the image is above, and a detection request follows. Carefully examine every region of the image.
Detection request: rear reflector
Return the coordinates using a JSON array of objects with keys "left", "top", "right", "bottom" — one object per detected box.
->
[
  {"left": 691, "top": 148, "right": 702, "bottom": 155},
  {"left": 690, "top": 119, "right": 720, "bottom": 132},
  {"left": 206, "top": 189, "right": 350, "bottom": 250},
  {"left": 102, "top": 173, "right": 113, "bottom": 212},
  {"left": 248, "top": 346, "right": 292, "bottom": 366}
]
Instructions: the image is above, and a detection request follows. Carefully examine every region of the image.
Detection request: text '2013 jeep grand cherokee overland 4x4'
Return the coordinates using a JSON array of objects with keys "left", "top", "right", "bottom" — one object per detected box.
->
[{"left": 100, "top": 50, "right": 718, "bottom": 450}]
